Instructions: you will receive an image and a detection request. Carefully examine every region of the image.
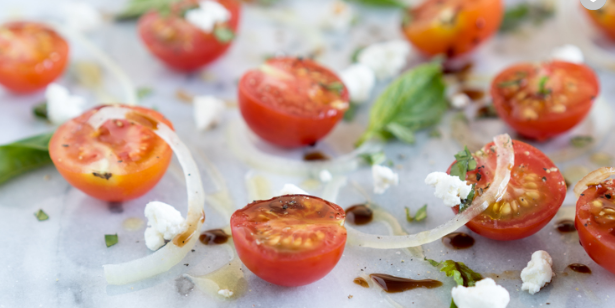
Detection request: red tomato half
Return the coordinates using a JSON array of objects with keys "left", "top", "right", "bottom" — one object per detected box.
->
[
  {"left": 448, "top": 140, "right": 566, "bottom": 241},
  {"left": 585, "top": 2, "right": 615, "bottom": 41},
  {"left": 401, "top": 0, "right": 503, "bottom": 58},
  {"left": 576, "top": 179, "right": 615, "bottom": 275},
  {"left": 231, "top": 195, "right": 347, "bottom": 286},
  {"left": 491, "top": 61, "right": 599, "bottom": 141},
  {"left": 0, "top": 21, "right": 69, "bottom": 93},
  {"left": 238, "top": 57, "right": 349, "bottom": 148},
  {"left": 138, "top": 0, "right": 241, "bottom": 71},
  {"left": 49, "top": 105, "right": 174, "bottom": 202}
]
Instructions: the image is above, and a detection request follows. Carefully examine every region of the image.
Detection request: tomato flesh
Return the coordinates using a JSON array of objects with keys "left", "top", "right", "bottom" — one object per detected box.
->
[
  {"left": 138, "top": 0, "right": 241, "bottom": 71},
  {"left": 449, "top": 140, "right": 566, "bottom": 240},
  {"left": 491, "top": 61, "right": 599, "bottom": 141},
  {"left": 0, "top": 21, "right": 69, "bottom": 93},
  {"left": 401, "top": 0, "right": 503, "bottom": 58},
  {"left": 576, "top": 179, "right": 615, "bottom": 275},
  {"left": 586, "top": 2, "right": 615, "bottom": 41},
  {"left": 230, "top": 195, "right": 347, "bottom": 286},
  {"left": 238, "top": 57, "right": 349, "bottom": 148},
  {"left": 49, "top": 106, "right": 174, "bottom": 202}
]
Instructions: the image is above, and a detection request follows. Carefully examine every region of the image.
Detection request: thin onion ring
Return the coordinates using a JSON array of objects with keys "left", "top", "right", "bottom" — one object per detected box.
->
[
  {"left": 346, "top": 134, "right": 514, "bottom": 249},
  {"left": 573, "top": 167, "right": 615, "bottom": 198},
  {"left": 90, "top": 106, "right": 206, "bottom": 285}
]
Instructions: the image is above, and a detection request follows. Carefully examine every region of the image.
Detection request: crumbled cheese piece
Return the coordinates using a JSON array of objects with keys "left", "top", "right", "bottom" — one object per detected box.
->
[
  {"left": 278, "top": 184, "right": 308, "bottom": 196},
  {"left": 521, "top": 250, "right": 554, "bottom": 295},
  {"left": 144, "top": 201, "right": 187, "bottom": 251},
  {"left": 185, "top": 0, "right": 231, "bottom": 33},
  {"left": 62, "top": 2, "right": 103, "bottom": 33},
  {"left": 320, "top": 1, "right": 355, "bottom": 33},
  {"left": 358, "top": 40, "right": 411, "bottom": 80},
  {"left": 194, "top": 95, "right": 225, "bottom": 131},
  {"left": 451, "top": 278, "right": 510, "bottom": 308},
  {"left": 218, "top": 289, "right": 234, "bottom": 297},
  {"left": 372, "top": 165, "right": 399, "bottom": 194},
  {"left": 425, "top": 172, "right": 472, "bottom": 207},
  {"left": 46, "top": 83, "right": 86, "bottom": 125},
  {"left": 551, "top": 44, "right": 584, "bottom": 64},
  {"left": 339, "top": 64, "right": 375, "bottom": 103},
  {"left": 319, "top": 170, "right": 333, "bottom": 183},
  {"left": 450, "top": 93, "right": 471, "bottom": 109}
]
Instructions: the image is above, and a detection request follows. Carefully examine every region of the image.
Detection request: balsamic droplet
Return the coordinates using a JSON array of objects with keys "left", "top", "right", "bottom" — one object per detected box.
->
[
  {"left": 442, "top": 232, "right": 475, "bottom": 250},
  {"left": 370, "top": 274, "right": 442, "bottom": 293},
  {"left": 345, "top": 204, "right": 373, "bottom": 225},
  {"left": 199, "top": 229, "right": 230, "bottom": 245},
  {"left": 567, "top": 263, "right": 591, "bottom": 274}
]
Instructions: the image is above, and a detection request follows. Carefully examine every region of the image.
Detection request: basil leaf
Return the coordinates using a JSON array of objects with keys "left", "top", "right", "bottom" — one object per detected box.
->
[
  {"left": 33, "top": 101, "right": 48, "bottom": 120},
  {"left": 115, "top": 0, "right": 179, "bottom": 20},
  {"left": 450, "top": 146, "right": 476, "bottom": 181},
  {"left": 214, "top": 26, "right": 235, "bottom": 43},
  {"left": 35, "top": 209, "right": 49, "bottom": 221},
  {"left": 343, "top": 103, "right": 360, "bottom": 122},
  {"left": 0, "top": 133, "right": 54, "bottom": 185},
  {"left": 137, "top": 87, "right": 154, "bottom": 99},
  {"left": 538, "top": 76, "right": 550, "bottom": 95},
  {"left": 425, "top": 258, "right": 483, "bottom": 287},
  {"left": 350, "top": 46, "right": 364, "bottom": 63},
  {"left": 344, "top": 0, "right": 406, "bottom": 8},
  {"left": 360, "top": 151, "right": 386, "bottom": 166},
  {"left": 105, "top": 234, "right": 119, "bottom": 247},
  {"left": 570, "top": 136, "right": 594, "bottom": 148},
  {"left": 428, "top": 128, "right": 441, "bottom": 138},
  {"left": 356, "top": 62, "right": 447, "bottom": 146},
  {"left": 499, "top": 2, "right": 554, "bottom": 33},
  {"left": 405, "top": 206, "right": 413, "bottom": 222},
  {"left": 323, "top": 82, "right": 345, "bottom": 95},
  {"left": 458, "top": 184, "right": 476, "bottom": 213},
  {"left": 414, "top": 204, "right": 427, "bottom": 221}
]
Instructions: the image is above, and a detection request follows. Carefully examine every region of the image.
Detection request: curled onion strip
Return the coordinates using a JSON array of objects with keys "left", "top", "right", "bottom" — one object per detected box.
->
[
  {"left": 346, "top": 134, "right": 514, "bottom": 249},
  {"left": 91, "top": 106, "right": 206, "bottom": 285},
  {"left": 573, "top": 167, "right": 615, "bottom": 198}
]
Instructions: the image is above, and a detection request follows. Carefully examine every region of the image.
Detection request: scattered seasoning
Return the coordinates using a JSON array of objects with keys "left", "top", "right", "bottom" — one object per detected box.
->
[
  {"left": 369, "top": 274, "right": 442, "bottom": 293},
  {"left": 92, "top": 172, "right": 113, "bottom": 180},
  {"left": 348, "top": 295, "right": 353, "bottom": 299},
  {"left": 570, "top": 136, "right": 594, "bottom": 148},
  {"left": 442, "top": 232, "right": 475, "bottom": 250},
  {"left": 555, "top": 219, "right": 576, "bottom": 233},
  {"left": 105, "top": 234, "right": 119, "bottom": 248},
  {"left": 303, "top": 151, "right": 330, "bottom": 161},
  {"left": 345, "top": 204, "right": 373, "bottom": 225},
  {"left": 199, "top": 229, "right": 230, "bottom": 245},
  {"left": 567, "top": 263, "right": 591, "bottom": 274},
  {"left": 34, "top": 209, "right": 49, "bottom": 221}
]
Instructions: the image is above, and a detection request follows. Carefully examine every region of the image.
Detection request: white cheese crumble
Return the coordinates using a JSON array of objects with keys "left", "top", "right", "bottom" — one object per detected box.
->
[
  {"left": 194, "top": 95, "right": 225, "bottom": 131},
  {"left": 62, "top": 2, "right": 103, "bottom": 33},
  {"left": 46, "top": 83, "right": 86, "bottom": 125},
  {"left": 424, "top": 172, "right": 472, "bottom": 207},
  {"left": 451, "top": 278, "right": 510, "bottom": 308},
  {"left": 521, "top": 250, "right": 554, "bottom": 295},
  {"left": 358, "top": 40, "right": 410, "bottom": 80},
  {"left": 143, "top": 201, "right": 187, "bottom": 251},
  {"left": 339, "top": 64, "right": 375, "bottom": 103},
  {"left": 551, "top": 44, "right": 584, "bottom": 64},
  {"left": 450, "top": 93, "right": 471, "bottom": 109},
  {"left": 218, "top": 289, "right": 234, "bottom": 297},
  {"left": 372, "top": 165, "right": 399, "bottom": 194},
  {"left": 185, "top": 0, "right": 231, "bottom": 33},
  {"left": 320, "top": 1, "right": 355, "bottom": 33},
  {"left": 319, "top": 170, "right": 333, "bottom": 183},
  {"left": 278, "top": 184, "right": 308, "bottom": 196}
]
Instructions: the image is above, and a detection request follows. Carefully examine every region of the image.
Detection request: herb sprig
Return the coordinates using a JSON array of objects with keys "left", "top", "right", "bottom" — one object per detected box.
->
[
  {"left": 426, "top": 258, "right": 483, "bottom": 308},
  {"left": 450, "top": 146, "right": 477, "bottom": 181},
  {"left": 116, "top": 0, "right": 180, "bottom": 20},
  {"left": 405, "top": 204, "right": 427, "bottom": 222},
  {"left": 0, "top": 133, "right": 54, "bottom": 185}
]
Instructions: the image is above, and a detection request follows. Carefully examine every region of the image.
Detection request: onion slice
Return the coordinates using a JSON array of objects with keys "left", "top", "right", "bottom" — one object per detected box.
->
[
  {"left": 573, "top": 167, "right": 615, "bottom": 198},
  {"left": 346, "top": 134, "right": 515, "bottom": 249},
  {"left": 91, "top": 106, "right": 206, "bottom": 285}
]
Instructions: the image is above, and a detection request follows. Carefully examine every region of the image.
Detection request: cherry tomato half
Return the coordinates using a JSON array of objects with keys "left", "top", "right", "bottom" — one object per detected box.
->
[
  {"left": 585, "top": 1, "right": 615, "bottom": 41},
  {"left": 49, "top": 105, "right": 174, "bottom": 202},
  {"left": 230, "top": 195, "right": 347, "bottom": 286},
  {"left": 448, "top": 140, "right": 566, "bottom": 241},
  {"left": 576, "top": 179, "right": 615, "bottom": 275},
  {"left": 491, "top": 61, "right": 599, "bottom": 141},
  {"left": 401, "top": 0, "right": 503, "bottom": 58},
  {"left": 0, "top": 21, "right": 69, "bottom": 93},
  {"left": 238, "top": 57, "right": 349, "bottom": 148},
  {"left": 138, "top": 0, "right": 241, "bottom": 71}
]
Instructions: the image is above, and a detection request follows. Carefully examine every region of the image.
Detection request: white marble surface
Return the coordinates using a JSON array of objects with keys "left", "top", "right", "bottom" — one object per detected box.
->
[{"left": 1, "top": 0, "right": 615, "bottom": 307}]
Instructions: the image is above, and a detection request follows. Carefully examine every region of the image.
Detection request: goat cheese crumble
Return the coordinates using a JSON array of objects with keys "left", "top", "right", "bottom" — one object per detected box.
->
[
  {"left": 46, "top": 83, "right": 86, "bottom": 125},
  {"left": 339, "top": 63, "right": 375, "bottom": 103},
  {"left": 62, "top": 2, "right": 103, "bottom": 33},
  {"left": 218, "top": 289, "right": 234, "bottom": 297},
  {"left": 521, "top": 250, "right": 554, "bottom": 295},
  {"left": 372, "top": 165, "right": 399, "bottom": 194},
  {"left": 425, "top": 172, "right": 472, "bottom": 207},
  {"left": 551, "top": 44, "right": 584, "bottom": 64},
  {"left": 144, "top": 201, "right": 188, "bottom": 251},
  {"left": 194, "top": 95, "right": 226, "bottom": 131},
  {"left": 319, "top": 170, "right": 333, "bottom": 183},
  {"left": 185, "top": 0, "right": 231, "bottom": 33},
  {"left": 451, "top": 278, "right": 510, "bottom": 308},
  {"left": 358, "top": 40, "right": 410, "bottom": 80}
]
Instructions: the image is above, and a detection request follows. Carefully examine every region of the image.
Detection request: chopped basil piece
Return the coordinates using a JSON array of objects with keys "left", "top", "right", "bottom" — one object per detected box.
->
[
  {"left": 499, "top": 2, "right": 554, "bottom": 33},
  {"left": 425, "top": 258, "right": 483, "bottom": 308},
  {"left": 35, "top": 209, "right": 49, "bottom": 221},
  {"left": 137, "top": 87, "right": 154, "bottom": 99},
  {"left": 214, "top": 26, "right": 235, "bottom": 43},
  {"left": 570, "top": 136, "right": 594, "bottom": 148},
  {"left": 458, "top": 184, "right": 476, "bottom": 213},
  {"left": 324, "top": 82, "right": 345, "bottom": 95},
  {"left": 450, "top": 146, "right": 477, "bottom": 181},
  {"left": 405, "top": 204, "right": 427, "bottom": 222},
  {"left": 359, "top": 151, "right": 386, "bottom": 166},
  {"left": 538, "top": 76, "right": 550, "bottom": 95},
  {"left": 115, "top": 0, "right": 179, "bottom": 20},
  {"left": 497, "top": 79, "right": 522, "bottom": 88},
  {"left": 105, "top": 234, "right": 119, "bottom": 248},
  {"left": 428, "top": 128, "right": 442, "bottom": 138},
  {"left": 405, "top": 207, "right": 413, "bottom": 222},
  {"left": 350, "top": 46, "right": 364, "bottom": 63},
  {"left": 343, "top": 103, "right": 359, "bottom": 122},
  {"left": 33, "top": 101, "right": 48, "bottom": 120}
]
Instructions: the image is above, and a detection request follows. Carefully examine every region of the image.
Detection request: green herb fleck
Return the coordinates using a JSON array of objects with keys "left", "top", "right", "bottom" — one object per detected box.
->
[
  {"left": 538, "top": 76, "right": 550, "bottom": 96},
  {"left": 458, "top": 184, "right": 476, "bottom": 213},
  {"left": 426, "top": 258, "right": 483, "bottom": 308},
  {"left": 115, "top": 0, "right": 180, "bottom": 20},
  {"left": 499, "top": 2, "right": 554, "bottom": 33},
  {"left": 35, "top": 209, "right": 49, "bottom": 221},
  {"left": 402, "top": 10, "right": 413, "bottom": 27},
  {"left": 0, "top": 133, "right": 54, "bottom": 186},
  {"left": 360, "top": 151, "right": 386, "bottom": 166},
  {"left": 137, "top": 87, "right": 154, "bottom": 99},
  {"left": 105, "top": 234, "right": 119, "bottom": 248},
  {"left": 428, "top": 128, "right": 442, "bottom": 138},
  {"left": 405, "top": 207, "right": 413, "bottom": 222},
  {"left": 351, "top": 47, "right": 364, "bottom": 63},
  {"left": 570, "top": 136, "right": 594, "bottom": 148},
  {"left": 497, "top": 79, "right": 522, "bottom": 88},
  {"left": 214, "top": 26, "right": 235, "bottom": 43},
  {"left": 33, "top": 101, "right": 48, "bottom": 120},
  {"left": 450, "top": 146, "right": 477, "bottom": 181},
  {"left": 405, "top": 204, "right": 427, "bottom": 222},
  {"left": 324, "top": 82, "right": 345, "bottom": 95},
  {"left": 344, "top": 103, "right": 360, "bottom": 122}
]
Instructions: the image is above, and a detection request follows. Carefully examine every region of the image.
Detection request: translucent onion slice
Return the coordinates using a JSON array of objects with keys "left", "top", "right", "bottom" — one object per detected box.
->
[
  {"left": 573, "top": 167, "right": 615, "bottom": 198},
  {"left": 346, "top": 134, "right": 515, "bottom": 249},
  {"left": 90, "top": 106, "right": 206, "bottom": 285}
]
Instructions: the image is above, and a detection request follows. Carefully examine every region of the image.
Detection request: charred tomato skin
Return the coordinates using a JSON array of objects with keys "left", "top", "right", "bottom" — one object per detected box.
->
[
  {"left": 49, "top": 105, "right": 174, "bottom": 202},
  {"left": 448, "top": 140, "right": 566, "bottom": 241},
  {"left": 230, "top": 195, "right": 347, "bottom": 286},
  {"left": 0, "top": 21, "right": 69, "bottom": 93},
  {"left": 576, "top": 180, "right": 615, "bottom": 275},
  {"left": 238, "top": 57, "right": 349, "bottom": 148},
  {"left": 138, "top": 0, "right": 241, "bottom": 71},
  {"left": 491, "top": 61, "right": 599, "bottom": 141},
  {"left": 401, "top": 0, "right": 503, "bottom": 58}
]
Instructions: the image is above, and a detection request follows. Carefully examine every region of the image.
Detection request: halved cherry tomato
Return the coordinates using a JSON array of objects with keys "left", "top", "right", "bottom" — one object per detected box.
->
[
  {"left": 491, "top": 61, "right": 599, "bottom": 141},
  {"left": 448, "top": 140, "right": 566, "bottom": 241},
  {"left": 230, "top": 195, "right": 347, "bottom": 286},
  {"left": 49, "top": 105, "right": 174, "bottom": 202},
  {"left": 585, "top": 2, "right": 615, "bottom": 41},
  {"left": 238, "top": 57, "right": 349, "bottom": 148},
  {"left": 138, "top": 0, "right": 241, "bottom": 71},
  {"left": 0, "top": 21, "right": 69, "bottom": 93},
  {"left": 401, "top": 0, "right": 503, "bottom": 58},
  {"left": 576, "top": 179, "right": 615, "bottom": 275}
]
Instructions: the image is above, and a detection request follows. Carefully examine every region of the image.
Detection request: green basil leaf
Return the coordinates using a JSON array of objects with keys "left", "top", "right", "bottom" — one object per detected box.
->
[
  {"left": 323, "top": 82, "right": 345, "bottom": 95},
  {"left": 428, "top": 128, "right": 441, "bottom": 138},
  {"left": 404, "top": 206, "right": 413, "bottom": 222},
  {"left": 425, "top": 258, "right": 483, "bottom": 287},
  {"left": 360, "top": 151, "right": 386, "bottom": 166},
  {"left": 343, "top": 103, "right": 360, "bottom": 122},
  {"left": 214, "top": 26, "right": 235, "bottom": 43},
  {"left": 356, "top": 62, "right": 447, "bottom": 146},
  {"left": 570, "top": 136, "right": 594, "bottom": 148},
  {"left": 350, "top": 46, "right": 365, "bottom": 63},
  {"left": 33, "top": 101, "right": 48, "bottom": 120},
  {"left": 105, "top": 234, "right": 119, "bottom": 247},
  {"left": 0, "top": 133, "right": 54, "bottom": 185},
  {"left": 386, "top": 122, "right": 416, "bottom": 144},
  {"left": 499, "top": 2, "right": 554, "bottom": 33},
  {"left": 35, "top": 209, "right": 49, "bottom": 221},
  {"left": 450, "top": 299, "right": 458, "bottom": 308},
  {"left": 414, "top": 204, "right": 428, "bottom": 221},
  {"left": 458, "top": 184, "right": 476, "bottom": 213},
  {"left": 115, "top": 0, "right": 180, "bottom": 20},
  {"left": 449, "top": 162, "right": 466, "bottom": 181},
  {"left": 137, "top": 87, "right": 154, "bottom": 99},
  {"left": 344, "top": 0, "right": 406, "bottom": 8}
]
